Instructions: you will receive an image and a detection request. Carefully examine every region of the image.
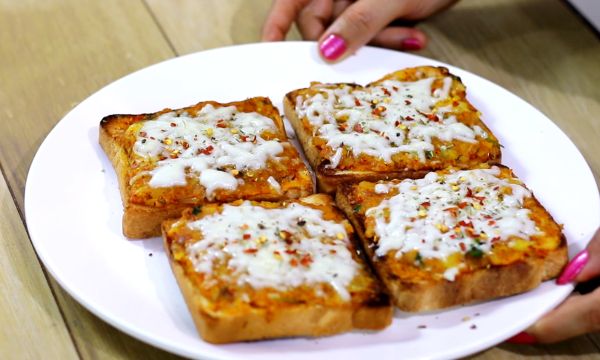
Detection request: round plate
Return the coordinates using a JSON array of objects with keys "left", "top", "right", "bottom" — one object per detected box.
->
[{"left": 25, "top": 42, "right": 600, "bottom": 359}]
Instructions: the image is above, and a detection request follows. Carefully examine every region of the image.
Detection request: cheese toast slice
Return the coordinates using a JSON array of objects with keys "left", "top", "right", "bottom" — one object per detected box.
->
[
  {"left": 336, "top": 165, "right": 567, "bottom": 311},
  {"left": 284, "top": 66, "right": 501, "bottom": 193},
  {"left": 99, "top": 97, "right": 313, "bottom": 238},
  {"left": 162, "top": 194, "right": 392, "bottom": 343}
]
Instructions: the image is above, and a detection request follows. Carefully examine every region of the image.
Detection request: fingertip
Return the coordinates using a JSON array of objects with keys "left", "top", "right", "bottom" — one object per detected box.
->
[
  {"left": 371, "top": 27, "right": 427, "bottom": 51},
  {"left": 318, "top": 33, "right": 348, "bottom": 62}
]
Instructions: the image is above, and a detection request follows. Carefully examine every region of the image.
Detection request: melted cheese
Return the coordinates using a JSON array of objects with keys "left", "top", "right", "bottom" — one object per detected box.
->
[
  {"left": 185, "top": 202, "right": 358, "bottom": 300},
  {"left": 366, "top": 167, "right": 539, "bottom": 264},
  {"left": 132, "top": 105, "right": 283, "bottom": 198},
  {"left": 296, "top": 77, "right": 487, "bottom": 165}
]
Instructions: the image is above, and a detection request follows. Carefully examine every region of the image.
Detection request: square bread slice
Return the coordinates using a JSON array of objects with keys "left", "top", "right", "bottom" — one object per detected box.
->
[
  {"left": 336, "top": 165, "right": 567, "bottom": 312},
  {"left": 284, "top": 66, "right": 502, "bottom": 193},
  {"left": 99, "top": 97, "right": 313, "bottom": 238},
  {"left": 162, "top": 194, "right": 392, "bottom": 343}
]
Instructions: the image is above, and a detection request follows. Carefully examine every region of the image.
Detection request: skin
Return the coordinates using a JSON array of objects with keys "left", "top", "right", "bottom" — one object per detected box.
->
[
  {"left": 261, "top": 0, "right": 457, "bottom": 61},
  {"left": 262, "top": 0, "right": 600, "bottom": 343},
  {"left": 528, "top": 228, "right": 600, "bottom": 343}
]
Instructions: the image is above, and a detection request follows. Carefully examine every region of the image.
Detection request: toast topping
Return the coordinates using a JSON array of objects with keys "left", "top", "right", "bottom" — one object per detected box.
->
[
  {"left": 295, "top": 77, "right": 489, "bottom": 166},
  {"left": 366, "top": 167, "right": 539, "bottom": 262},
  {"left": 132, "top": 105, "right": 283, "bottom": 198},
  {"left": 184, "top": 201, "right": 358, "bottom": 300}
]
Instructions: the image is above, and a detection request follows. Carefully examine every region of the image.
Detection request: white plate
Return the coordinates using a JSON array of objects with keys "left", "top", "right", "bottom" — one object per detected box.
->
[{"left": 25, "top": 42, "right": 600, "bottom": 360}]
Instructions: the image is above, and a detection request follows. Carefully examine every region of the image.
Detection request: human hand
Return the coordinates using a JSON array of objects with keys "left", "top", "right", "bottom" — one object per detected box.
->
[
  {"left": 509, "top": 227, "right": 600, "bottom": 344},
  {"left": 262, "top": 0, "right": 458, "bottom": 62}
]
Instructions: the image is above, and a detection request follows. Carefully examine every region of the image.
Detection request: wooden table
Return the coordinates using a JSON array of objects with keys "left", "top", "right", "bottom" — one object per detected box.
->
[{"left": 1, "top": 0, "right": 599, "bottom": 358}]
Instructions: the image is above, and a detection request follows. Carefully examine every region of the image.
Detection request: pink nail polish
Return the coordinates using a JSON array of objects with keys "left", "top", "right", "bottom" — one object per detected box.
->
[
  {"left": 506, "top": 332, "right": 537, "bottom": 344},
  {"left": 401, "top": 38, "right": 422, "bottom": 51},
  {"left": 557, "top": 249, "right": 589, "bottom": 285},
  {"left": 320, "top": 34, "right": 347, "bottom": 61}
]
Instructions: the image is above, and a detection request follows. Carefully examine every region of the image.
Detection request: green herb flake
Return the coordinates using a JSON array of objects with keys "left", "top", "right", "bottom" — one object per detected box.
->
[
  {"left": 467, "top": 245, "right": 484, "bottom": 258},
  {"left": 192, "top": 206, "right": 202, "bottom": 215},
  {"left": 353, "top": 204, "right": 362, "bottom": 213}
]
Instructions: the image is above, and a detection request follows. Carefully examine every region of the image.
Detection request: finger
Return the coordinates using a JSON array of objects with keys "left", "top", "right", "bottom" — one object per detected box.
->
[
  {"left": 332, "top": 0, "right": 352, "bottom": 18},
  {"left": 318, "top": 0, "right": 409, "bottom": 61},
  {"left": 262, "top": 0, "right": 312, "bottom": 41},
  {"left": 577, "top": 227, "right": 600, "bottom": 282},
  {"left": 528, "top": 289, "right": 600, "bottom": 343},
  {"left": 297, "top": 0, "right": 333, "bottom": 40},
  {"left": 370, "top": 26, "right": 427, "bottom": 51}
]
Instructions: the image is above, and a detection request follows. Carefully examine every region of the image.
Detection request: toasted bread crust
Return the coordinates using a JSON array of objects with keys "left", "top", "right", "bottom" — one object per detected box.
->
[
  {"left": 284, "top": 66, "right": 501, "bottom": 193},
  {"left": 100, "top": 97, "right": 313, "bottom": 238},
  {"left": 162, "top": 194, "right": 392, "bottom": 343},
  {"left": 335, "top": 169, "right": 568, "bottom": 312}
]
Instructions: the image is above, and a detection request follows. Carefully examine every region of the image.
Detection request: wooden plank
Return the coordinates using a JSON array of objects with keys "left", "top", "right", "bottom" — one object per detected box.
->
[
  {"left": 0, "top": 0, "right": 181, "bottom": 358},
  {"left": 0, "top": 0, "right": 174, "bottom": 211},
  {"left": 0, "top": 173, "right": 79, "bottom": 359},
  {"left": 144, "top": 0, "right": 301, "bottom": 55}
]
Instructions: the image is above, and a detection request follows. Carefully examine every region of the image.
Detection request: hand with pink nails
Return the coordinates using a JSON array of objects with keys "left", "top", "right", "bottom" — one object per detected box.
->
[
  {"left": 261, "top": 0, "right": 458, "bottom": 62},
  {"left": 509, "top": 227, "right": 600, "bottom": 344}
]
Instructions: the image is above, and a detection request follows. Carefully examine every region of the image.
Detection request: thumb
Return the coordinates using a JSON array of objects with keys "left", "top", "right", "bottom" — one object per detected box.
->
[
  {"left": 318, "top": 0, "right": 409, "bottom": 62},
  {"left": 527, "top": 289, "right": 600, "bottom": 343}
]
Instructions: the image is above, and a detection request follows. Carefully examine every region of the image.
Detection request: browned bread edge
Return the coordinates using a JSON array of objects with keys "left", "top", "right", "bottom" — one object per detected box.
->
[{"left": 335, "top": 185, "right": 568, "bottom": 312}]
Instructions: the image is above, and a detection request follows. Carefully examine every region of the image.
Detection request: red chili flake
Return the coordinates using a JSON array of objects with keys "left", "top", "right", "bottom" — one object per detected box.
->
[
  {"left": 458, "top": 220, "right": 472, "bottom": 227},
  {"left": 420, "top": 201, "right": 431, "bottom": 208},
  {"left": 353, "top": 123, "right": 364, "bottom": 133},
  {"left": 354, "top": 98, "right": 361, "bottom": 106},
  {"left": 382, "top": 88, "right": 391, "bottom": 96},
  {"left": 139, "top": 131, "right": 147, "bottom": 137},
  {"left": 491, "top": 236, "right": 501, "bottom": 243},
  {"left": 199, "top": 145, "right": 214, "bottom": 155},
  {"left": 458, "top": 202, "right": 468, "bottom": 209},
  {"left": 488, "top": 220, "right": 496, "bottom": 226},
  {"left": 405, "top": 115, "right": 414, "bottom": 121},
  {"left": 483, "top": 214, "right": 492, "bottom": 219},
  {"left": 243, "top": 234, "right": 251, "bottom": 240},
  {"left": 338, "top": 124, "right": 347, "bottom": 131},
  {"left": 285, "top": 249, "right": 296, "bottom": 255},
  {"left": 450, "top": 234, "right": 456, "bottom": 239},
  {"left": 170, "top": 122, "right": 177, "bottom": 127},
  {"left": 404, "top": 99, "right": 412, "bottom": 105},
  {"left": 493, "top": 186, "right": 500, "bottom": 191},
  {"left": 329, "top": 249, "right": 337, "bottom": 254},
  {"left": 394, "top": 120, "right": 401, "bottom": 127},
  {"left": 182, "top": 141, "right": 190, "bottom": 150},
  {"left": 149, "top": 136, "right": 156, "bottom": 140},
  {"left": 452, "top": 101, "right": 459, "bottom": 107},
  {"left": 444, "top": 207, "right": 459, "bottom": 217},
  {"left": 273, "top": 250, "right": 281, "bottom": 255},
  {"left": 426, "top": 113, "right": 439, "bottom": 122},
  {"left": 372, "top": 106, "right": 386, "bottom": 116},
  {"left": 392, "top": 86, "right": 399, "bottom": 91},
  {"left": 243, "top": 248, "right": 258, "bottom": 254},
  {"left": 169, "top": 153, "right": 179, "bottom": 159},
  {"left": 216, "top": 120, "right": 227, "bottom": 128},
  {"left": 466, "top": 188, "right": 474, "bottom": 198},
  {"left": 459, "top": 242, "right": 467, "bottom": 251},
  {"left": 300, "top": 254, "right": 313, "bottom": 266},
  {"left": 240, "top": 135, "right": 248, "bottom": 142},
  {"left": 158, "top": 155, "right": 167, "bottom": 161},
  {"left": 290, "top": 258, "right": 299, "bottom": 267}
]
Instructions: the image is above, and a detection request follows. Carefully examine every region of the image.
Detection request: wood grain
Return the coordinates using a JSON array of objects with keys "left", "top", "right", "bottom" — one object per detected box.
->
[
  {"left": 0, "top": 0, "right": 180, "bottom": 358},
  {"left": 0, "top": 173, "right": 78, "bottom": 359}
]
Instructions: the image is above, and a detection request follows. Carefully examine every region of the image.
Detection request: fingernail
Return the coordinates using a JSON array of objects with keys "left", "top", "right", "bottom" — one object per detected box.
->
[
  {"left": 557, "top": 249, "right": 589, "bottom": 285},
  {"left": 506, "top": 331, "right": 537, "bottom": 344},
  {"left": 320, "top": 34, "right": 347, "bottom": 61},
  {"left": 401, "top": 38, "right": 422, "bottom": 51}
]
